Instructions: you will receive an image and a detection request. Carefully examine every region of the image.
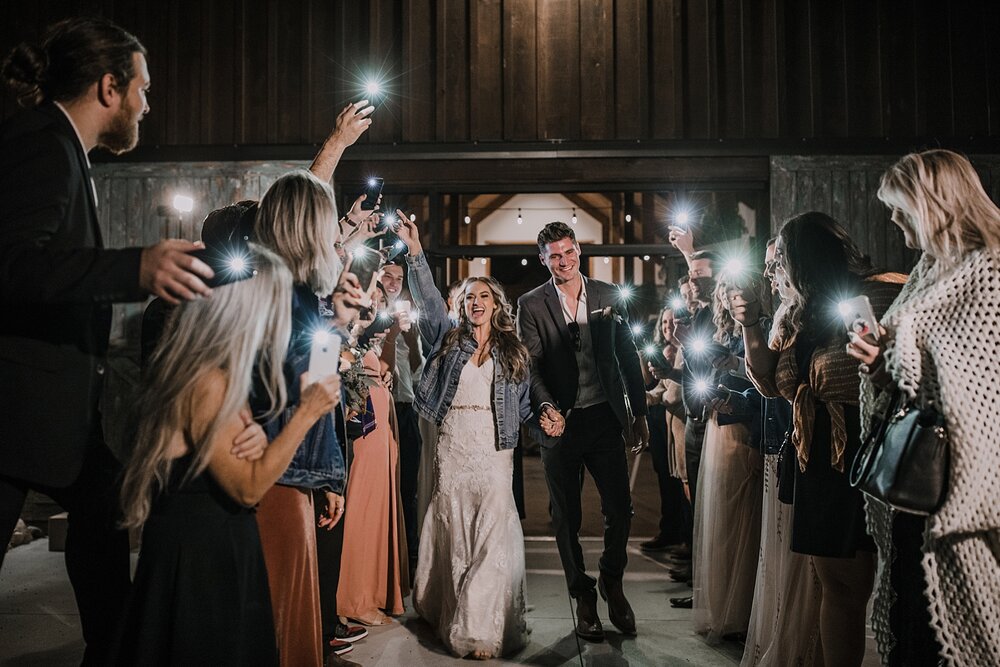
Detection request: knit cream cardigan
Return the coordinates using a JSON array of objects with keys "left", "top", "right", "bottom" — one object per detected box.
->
[{"left": 862, "top": 249, "right": 1000, "bottom": 666}]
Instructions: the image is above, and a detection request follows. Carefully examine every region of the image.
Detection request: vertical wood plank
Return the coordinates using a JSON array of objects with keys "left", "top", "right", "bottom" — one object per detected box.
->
[
  {"left": 843, "top": 0, "right": 883, "bottom": 136},
  {"left": 949, "top": 2, "right": 990, "bottom": 137},
  {"left": 402, "top": 0, "right": 434, "bottom": 142},
  {"left": 811, "top": 0, "right": 847, "bottom": 137},
  {"left": 469, "top": 0, "right": 503, "bottom": 140},
  {"left": 268, "top": 0, "right": 305, "bottom": 143},
  {"left": 740, "top": 0, "right": 764, "bottom": 138},
  {"left": 579, "top": 0, "right": 615, "bottom": 139},
  {"left": 684, "top": 0, "right": 716, "bottom": 138},
  {"left": 200, "top": 0, "right": 236, "bottom": 145},
  {"left": 920, "top": 3, "right": 954, "bottom": 136},
  {"left": 881, "top": 0, "right": 918, "bottom": 137},
  {"left": 614, "top": 0, "right": 649, "bottom": 139},
  {"left": 503, "top": 0, "right": 538, "bottom": 140},
  {"left": 719, "top": 0, "right": 745, "bottom": 137},
  {"left": 168, "top": 0, "right": 203, "bottom": 145},
  {"left": 307, "top": 0, "right": 339, "bottom": 141},
  {"left": 759, "top": 0, "right": 784, "bottom": 136},
  {"left": 436, "top": 0, "right": 469, "bottom": 141},
  {"left": 536, "top": 0, "right": 580, "bottom": 140},
  {"left": 783, "top": 0, "right": 813, "bottom": 137},
  {"left": 239, "top": 0, "right": 269, "bottom": 143},
  {"left": 865, "top": 168, "right": 888, "bottom": 271},
  {"left": 369, "top": 0, "right": 402, "bottom": 143}
]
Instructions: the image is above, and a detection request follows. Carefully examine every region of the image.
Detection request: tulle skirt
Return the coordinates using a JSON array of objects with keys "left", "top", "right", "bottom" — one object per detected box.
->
[
  {"left": 741, "top": 454, "right": 824, "bottom": 666},
  {"left": 692, "top": 416, "right": 763, "bottom": 641}
]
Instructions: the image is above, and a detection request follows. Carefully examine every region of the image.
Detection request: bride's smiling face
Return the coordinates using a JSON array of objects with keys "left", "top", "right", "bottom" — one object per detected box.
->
[{"left": 464, "top": 281, "right": 495, "bottom": 327}]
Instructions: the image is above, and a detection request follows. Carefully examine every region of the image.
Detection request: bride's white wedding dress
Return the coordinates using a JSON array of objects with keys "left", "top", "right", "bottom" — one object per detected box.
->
[{"left": 412, "top": 358, "right": 529, "bottom": 658}]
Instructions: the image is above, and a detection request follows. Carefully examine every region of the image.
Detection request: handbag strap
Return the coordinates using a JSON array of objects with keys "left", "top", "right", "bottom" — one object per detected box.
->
[{"left": 849, "top": 387, "right": 902, "bottom": 487}]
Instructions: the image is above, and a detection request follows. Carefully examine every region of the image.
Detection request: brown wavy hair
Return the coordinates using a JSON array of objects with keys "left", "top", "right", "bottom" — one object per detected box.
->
[{"left": 437, "top": 276, "right": 530, "bottom": 383}]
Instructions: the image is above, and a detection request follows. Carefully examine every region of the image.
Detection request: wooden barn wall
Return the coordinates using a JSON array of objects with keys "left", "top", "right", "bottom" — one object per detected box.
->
[
  {"left": 3, "top": 0, "right": 999, "bottom": 151},
  {"left": 769, "top": 155, "right": 1000, "bottom": 273}
]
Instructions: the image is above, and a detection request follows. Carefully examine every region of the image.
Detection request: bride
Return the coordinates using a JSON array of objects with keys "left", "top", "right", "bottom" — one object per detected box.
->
[{"left": 394, "top": 210, "right": 557, "bottom": 660}]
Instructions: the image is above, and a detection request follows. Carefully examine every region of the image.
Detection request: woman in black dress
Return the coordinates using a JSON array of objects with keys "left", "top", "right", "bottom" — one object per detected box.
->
[
  {"left": 732, "top": 213, "right": 902, "bottom": 666},
  {"left": 113, "top": 244, "right": 341, "bottom": 666}
]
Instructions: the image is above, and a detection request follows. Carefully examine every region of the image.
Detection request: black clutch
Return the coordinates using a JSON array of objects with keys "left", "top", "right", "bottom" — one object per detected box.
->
[{"left": 850, "top": 389, "right": 949, "bottom": 516}]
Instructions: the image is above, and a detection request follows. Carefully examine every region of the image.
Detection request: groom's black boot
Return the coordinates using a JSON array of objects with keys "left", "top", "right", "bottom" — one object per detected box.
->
[
  {"left": 599, "top": 575, "right": 637, "bottom": 636},
  {"left": 575, "top": 589, "right": 604, "bottom": 641}
]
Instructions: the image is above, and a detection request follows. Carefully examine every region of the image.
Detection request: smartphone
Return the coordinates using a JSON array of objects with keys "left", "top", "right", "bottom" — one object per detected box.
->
[
  {"left": 839, "top": 295, "right": 880, "bottom": 344},
  {"left": 360, "top": 177, "right": 383, "bottom": 211},
  {"left": 646, "top": 346, "right": 673, "bottom": 373},
  {"left": 308, "top": 331, "right": 342, "bottom": 381}
]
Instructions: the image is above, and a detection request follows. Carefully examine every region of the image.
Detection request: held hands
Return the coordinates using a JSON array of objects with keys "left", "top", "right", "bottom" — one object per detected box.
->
[
  {"left": 846, "top": 325, "right": 893, "bottom": 386},
  {"left": 139, "top": 239, "right": 215, "bottom": 305},
  {"left": 230, "top": 409, "right": 267, "bottom": 460},
  {"left": 318, "top": 491, "right": 345, "bottom": 530},
  {"left": 627, "top": 416, "right": 650, "bottom": 455},
  {"left": 540, "top": 405, "right": 566, "bottom": 438},
  {"left": 394, "top": 209, "right": 422, "bottom": 256},
  {"left": 298, "top": 372, "right": 341, "bottom": 421}
]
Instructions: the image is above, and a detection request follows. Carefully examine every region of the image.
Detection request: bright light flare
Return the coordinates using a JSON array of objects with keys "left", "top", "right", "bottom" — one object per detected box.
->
[
  {"left": 313, "top": 329, "right": 330, "bottom": 345},
  {"left": 675, "top": 209, "right": 691, "bottom": 226},
  {"left": 837, "top": 301, "right": 851, "bottom": 316},
  {"left": 364, "top": 80, "right": 382, "bottom": 96},
  {"left": 671, "top": 296, "right": 685, "bottom": 310},
  {"left": 722, "top": 256, "right": 748, "bottom": 278},
  {"left": 618, "top": 285, "right": 634, "bottom": 302},
  {"left": 172, "top": 194, "right": 194, "bottom": 214},
  {"left": 367, "top": 177, "right": 379, "bottom": 188},
  {"left": 644, "top": 344, "right": 658, "bottom": 357},
  {"left": 690, "top": 337, "right": 708, "bottom": 354},
  {"left": 631, "top": 323, "right": 644, "bottom": 336},
  {"left": 694, "top": 378, "right": 711, "bottom": 395}
]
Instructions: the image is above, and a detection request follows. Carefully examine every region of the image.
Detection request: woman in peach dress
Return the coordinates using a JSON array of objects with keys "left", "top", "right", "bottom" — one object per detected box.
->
[{"left": 336, "top": 297, "right": 409, "bottom": 625}]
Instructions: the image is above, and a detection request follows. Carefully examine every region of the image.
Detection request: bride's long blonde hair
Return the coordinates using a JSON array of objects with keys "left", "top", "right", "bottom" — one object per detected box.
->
[{"left": 120, "top": 245, "right": 293, "bottom": 528}]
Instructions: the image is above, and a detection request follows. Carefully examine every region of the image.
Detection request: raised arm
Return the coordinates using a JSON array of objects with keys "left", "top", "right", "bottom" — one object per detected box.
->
[
  {"left": 396, "top": 211, "right": 451, "bottom": 349},
  {"left": 308, "top": 100, "right": 374, "bottom": 183},
  {"left": 195, "top": 370, "right": 340, "bottom": 507}
]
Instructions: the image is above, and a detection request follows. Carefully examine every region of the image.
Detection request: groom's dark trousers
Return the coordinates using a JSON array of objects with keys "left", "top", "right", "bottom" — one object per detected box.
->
[{"left": 540, "top": 401, "right": 632, "bottom": 596}]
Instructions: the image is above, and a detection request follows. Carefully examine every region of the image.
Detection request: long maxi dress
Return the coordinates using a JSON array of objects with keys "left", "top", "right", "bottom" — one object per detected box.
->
[{"left": 412, "top": 356, "right": 530, "bottom": 658}]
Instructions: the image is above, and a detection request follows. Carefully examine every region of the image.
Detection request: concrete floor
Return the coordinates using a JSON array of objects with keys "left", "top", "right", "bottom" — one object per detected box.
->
[
  {"left": 1, "top": 537, "right": 741, "bottom": 667},
  {"left": 1, "top": 452, "right": 880, "bottom": 666}
]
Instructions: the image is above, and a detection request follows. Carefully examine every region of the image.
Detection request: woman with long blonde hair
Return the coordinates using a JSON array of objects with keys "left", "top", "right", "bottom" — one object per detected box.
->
[
  {"left": 114, "top": 244, "right": 340, "bottom": 666},
  {"left": 250, "top": 169, "right": 351, "bottom": 667},
  {"left": 394, "top": 211, "right": 553, "bottom": 660},
  {"left": 848, "top": 149, "right": 1000, "bottom": 666}
]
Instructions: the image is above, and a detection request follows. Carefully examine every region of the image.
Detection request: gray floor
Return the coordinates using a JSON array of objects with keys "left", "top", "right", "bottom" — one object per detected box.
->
[{"left": 1, "top": 536, "right": 744, "bottom": 666}]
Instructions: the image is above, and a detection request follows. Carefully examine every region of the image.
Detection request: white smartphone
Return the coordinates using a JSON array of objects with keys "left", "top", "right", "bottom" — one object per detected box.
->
[
  {"left": 308, "top": 331, "right": 342, "bottom": 380},
  {"left": 394, "top": 299, "right": 412, "bottom": 332},
  {"left": 839, "top": 295, "right": 879, "bottom": 344}
]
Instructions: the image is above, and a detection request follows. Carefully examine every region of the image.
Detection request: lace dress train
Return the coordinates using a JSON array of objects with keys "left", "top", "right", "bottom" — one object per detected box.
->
[{"left": 412, "top": 358, "right": 529, "bottom": 658}]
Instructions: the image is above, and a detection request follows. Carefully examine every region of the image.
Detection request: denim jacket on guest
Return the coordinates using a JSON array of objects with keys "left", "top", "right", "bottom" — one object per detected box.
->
[
  {"left": 251, "top": 282, "right": 346, "bottom": 494},
  {"left": 405, "top": 252, "right": 534, "bottom": 449}
]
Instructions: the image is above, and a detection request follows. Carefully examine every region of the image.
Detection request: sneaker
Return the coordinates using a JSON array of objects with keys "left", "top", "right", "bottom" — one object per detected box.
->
[
  {"left": 328, "top": 639, "right": 353, "bottom": 656},
  {"left": 639, "top": 535, "right": 677, "bottom": 552},
  {"left": 334, "top": 623, "right": 368, "bottom": 643}
]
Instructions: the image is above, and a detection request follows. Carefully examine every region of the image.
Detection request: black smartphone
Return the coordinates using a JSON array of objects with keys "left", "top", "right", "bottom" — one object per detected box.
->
[
  {"left": 646, "top": 345, "right": 673, "bottom": 373},
  {"left": 360, "top": 177, "right": 383, "bottom": 211}
]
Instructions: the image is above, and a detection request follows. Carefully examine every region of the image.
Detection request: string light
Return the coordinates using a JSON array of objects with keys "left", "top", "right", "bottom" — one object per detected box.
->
[
  {"left": 642, "top": 255, "right": 651, "bottom": 261},
  {"left": 571, "top": 208, "right": 578, "bottom": 225},
  {"left": 521, "top": 258, "right": 528, "bottom": 266},
  {"left": 480, "top": 258, "right": 487, "bottom": 265},
  {"left": 625, "top": 213, "right": 632, "bottom": 223},
  {"left": 464, "top": 215, "right": 471, "bottom": 225},
  {"left": 516, "top": 208, "right": 523, "bottom": 225},
  {"left": 603, "top": 257, "right": 610, "bottom": 264},
  {"left": 172, "top": 194, "right": 194, "bottom": 214}
]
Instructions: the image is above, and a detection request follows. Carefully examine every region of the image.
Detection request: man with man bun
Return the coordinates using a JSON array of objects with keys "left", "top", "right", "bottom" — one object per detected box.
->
[{"left": 0, "top": 17, "right": 213, "bottom": 663}]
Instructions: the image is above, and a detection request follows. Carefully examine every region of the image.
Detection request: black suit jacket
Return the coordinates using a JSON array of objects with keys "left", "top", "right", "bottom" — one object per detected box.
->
[
  {"left": 516, "top": 278, "right": 646, "bottom": 446},
  {"left": 0, "top": 103, "right": 145, "bottom": 487}
]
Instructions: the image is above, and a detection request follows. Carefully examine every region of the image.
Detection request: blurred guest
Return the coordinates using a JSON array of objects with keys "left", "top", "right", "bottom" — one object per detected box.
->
[
  {"left": 691, "top": 267, "right": 766, "bottom": 641},
  {"left": 380, "top": 261, "right": 425, "bottom": 573},
  {"left": 115, "top": 246, "right": 340, "bottom": 666},
  {"left": 0, "top": 18, "right": 214, "bottom": 664},
  {"left": 252, "top": 171, "right": 352, "bottom": 666},
  {"left": 639, "top": 305, "right": 691, "bottom": 555},
  {"left": 734, "top": 212, "right": 901, "bottom": 666},
  {"left": 849, "top": 149, "right": 1000, "bottom": 666},
  {"left": 740, "top": 239, "right": 823, "bottom": 666},
  {"left": 337, "top": 285, "right": 409, "bottom": 626}
]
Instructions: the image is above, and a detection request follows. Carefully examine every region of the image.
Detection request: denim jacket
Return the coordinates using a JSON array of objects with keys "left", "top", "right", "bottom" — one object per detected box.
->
[
  {"left": 405, "top": 252, "right": 534, "bottom": 449},
  {"left": 252, "top": 283, "right": 346, "bottom": 494}
]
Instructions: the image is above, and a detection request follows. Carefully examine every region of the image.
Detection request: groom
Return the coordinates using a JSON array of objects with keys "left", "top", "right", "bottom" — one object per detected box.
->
[{"left": 517, "top": 222, "right": 648, "bottom": 640}]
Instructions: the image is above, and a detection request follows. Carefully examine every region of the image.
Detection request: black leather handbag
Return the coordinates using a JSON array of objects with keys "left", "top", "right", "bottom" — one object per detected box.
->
[{"left": 849, "top": 389, "right": 949, "bottom": 515}]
